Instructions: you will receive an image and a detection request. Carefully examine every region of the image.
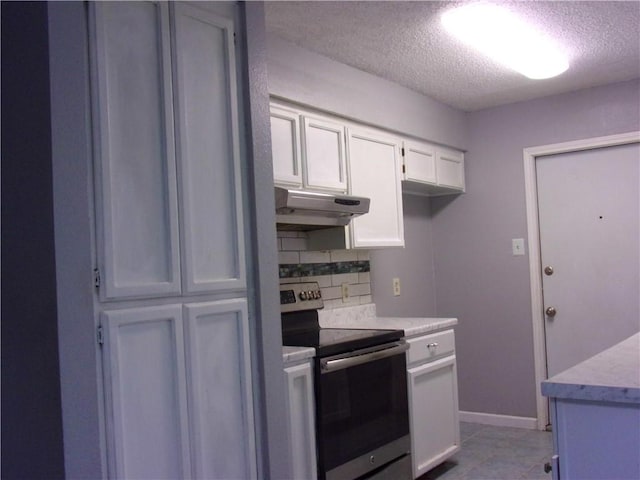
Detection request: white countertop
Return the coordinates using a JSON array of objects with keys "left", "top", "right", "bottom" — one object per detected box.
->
[
  {"left": 541, "top": 332, "right": 640, "bottom": 404},
  {"left": 282, "top": 346, "right": 315, "bottom": 365},
  {"left": 318, "top": 304, "right": 457, "bottom": 338}
]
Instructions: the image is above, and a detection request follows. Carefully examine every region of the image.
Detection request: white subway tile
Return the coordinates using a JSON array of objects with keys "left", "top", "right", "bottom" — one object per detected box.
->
[
  {"left": 350, "top": 283, "right": 371, "bottom": 297},
  {"left": 323, "top": 298, "right": 343, "bottom": 310},
  {"left": 300, "top": 251, "right": 331, "bottom": 263},
  {"left": 357, "top": 250, "right": 370, "bottom": 261},
  {"left": 281, "top": 237, "right": 308, "bottom": 251},
  {"left": 332, "top": 273, "right": 359, "bottom": 286},
  {"left": 358, "top": 272, "right": 370, "bottom": 283},
  {"left": 330, "top": 249, "right": 358, "bottom": 262},
  {"left": 279, "top": 277, "right": 302, "bottom": 284},
  {"left": 305, "top": 275, "right": 332, "bottom": 288},
  {"left": 278, "top": 251, "right": 300, "bottom": 264},
  {"left": 321, "top": 286, "right": 342, "bottom": 300},
  {"left": 359, "top": 295, "right": 373, "bottom": 304}
]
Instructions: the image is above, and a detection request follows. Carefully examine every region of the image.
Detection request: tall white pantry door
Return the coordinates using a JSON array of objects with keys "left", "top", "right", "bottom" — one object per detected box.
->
[{"left": 536, "top": 142, "right": 640, "bottom": 378}]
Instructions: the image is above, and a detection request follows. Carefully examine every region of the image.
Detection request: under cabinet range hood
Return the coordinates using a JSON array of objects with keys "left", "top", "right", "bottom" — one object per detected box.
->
[{"left": 275, "top": 186, "right": 370, "bottom": 230}]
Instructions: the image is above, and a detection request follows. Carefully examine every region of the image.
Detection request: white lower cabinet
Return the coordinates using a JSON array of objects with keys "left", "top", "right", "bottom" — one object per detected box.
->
[
  {"left": 284, "top": 360, "right": 317, "bottom": 480},
  {"left": 101, "top": 300, "right": 256, "bottom": 479},
  {"left": 406, "top": 330, "right": 460, "bottom": 478}
]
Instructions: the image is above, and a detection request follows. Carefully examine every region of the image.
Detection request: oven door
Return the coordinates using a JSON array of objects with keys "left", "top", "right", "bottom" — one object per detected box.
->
[{"left": 316, "top": 341, "right": 410, "bottom": 480}]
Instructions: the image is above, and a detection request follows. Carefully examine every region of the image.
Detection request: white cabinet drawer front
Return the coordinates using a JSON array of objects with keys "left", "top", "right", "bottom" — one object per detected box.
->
[
  {"left": 270, "top": 106, "right": 303, "bottom": 187},
  {"left": 407, "top": 329, "right": 455, "bottom": 366},
  {"left": 172, "top": 4, "right": 246, "bottom": 294},
  {"left": 92, "top": 2, "right": 181, "bottom": 300}
]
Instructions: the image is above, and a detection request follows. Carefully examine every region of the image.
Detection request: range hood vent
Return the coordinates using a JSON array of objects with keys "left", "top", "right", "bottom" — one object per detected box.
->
[{"left": 275, "top": 187, "right": 370, "bottom": 231}]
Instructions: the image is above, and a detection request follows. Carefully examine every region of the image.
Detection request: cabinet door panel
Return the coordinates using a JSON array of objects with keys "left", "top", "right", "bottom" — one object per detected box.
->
[
  {"left": 405, "top": 141, "right": 437, "bottom": 185},
  {"left": 303, "top": 116, "right": 347, "bottom": 192},
  {"left": 102, "top": 305, "right": 191, "bottom": 479},
  {"left": 92, "top": 2, "right": 181, "bottom": 299},
  {"left": 408, "top": 355, "right": 460, "bottom": 478},
  {"left": 271, "top": 106, "right": 303, "bottom": 187},
  {"left": 172, "top": 4, "right": 246, "bottom": 294},
  {"left": 436, "top": 150, "right": 465, "bottom": 190},
  {"left": 348, "top": 128, "right": 404, "bottom": 248},
  {"left": 184, "top": 300, "right": 257, "bottom": 479},
  {"left": 285, "top": 362, "right": 317, "bottom": 480}
]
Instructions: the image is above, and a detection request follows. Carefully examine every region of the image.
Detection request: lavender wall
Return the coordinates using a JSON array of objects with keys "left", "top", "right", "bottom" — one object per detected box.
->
[
  {"left": 432, "top": 79, "right": 640, "bottom": 418},
  {"left": 266, "top": 36, "right": 468, "bottom": 150},
  {"left": 371, "top": 193, "right": 438, "bottom": 317}
]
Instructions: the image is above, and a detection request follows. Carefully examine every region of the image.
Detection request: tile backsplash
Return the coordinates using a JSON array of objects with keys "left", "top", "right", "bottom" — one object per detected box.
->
[{"left": 277, "top": 231, "right": 372, "bottom": 309}]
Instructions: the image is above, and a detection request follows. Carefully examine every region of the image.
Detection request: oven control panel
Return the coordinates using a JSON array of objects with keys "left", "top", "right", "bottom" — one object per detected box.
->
[{"left": 280, "top": 282, "right": 324, "bottom": 313}]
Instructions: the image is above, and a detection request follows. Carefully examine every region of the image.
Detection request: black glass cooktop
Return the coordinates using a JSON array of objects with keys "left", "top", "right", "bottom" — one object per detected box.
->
[{"left": 283, "top": 327, "right": 403, "bottom": 358}]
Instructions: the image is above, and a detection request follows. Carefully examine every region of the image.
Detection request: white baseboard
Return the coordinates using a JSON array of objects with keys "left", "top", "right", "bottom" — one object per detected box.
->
[{"left": 459, "top": 411, "right": 538, "bottom": 430}]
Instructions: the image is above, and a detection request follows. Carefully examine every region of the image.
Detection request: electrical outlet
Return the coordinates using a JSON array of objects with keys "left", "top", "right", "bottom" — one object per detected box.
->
[
  {"left": 393, "top": 278, "right": 401, "bottom": 296},
  {"left": 341, "top": 283, "right": 350, "bottom": 302}
]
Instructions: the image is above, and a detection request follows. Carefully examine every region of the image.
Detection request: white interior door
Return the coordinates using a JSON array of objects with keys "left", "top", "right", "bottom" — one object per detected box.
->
[{"left": 536, "top": 142, "right": 640, "bottom": 377}]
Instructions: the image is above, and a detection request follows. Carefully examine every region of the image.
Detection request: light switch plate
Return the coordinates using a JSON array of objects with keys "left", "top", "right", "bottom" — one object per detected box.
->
[{"left": 512, "top": 238, "right": 525, "bottom": 256}]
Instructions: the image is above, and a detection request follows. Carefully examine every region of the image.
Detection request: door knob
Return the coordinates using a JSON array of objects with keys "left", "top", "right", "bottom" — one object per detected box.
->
[
  {"left": 545, "top": 306, "right": 557, "bottom": 317},
  {"left": 544, "top": 266, "right": 554, "bottom": 276}
]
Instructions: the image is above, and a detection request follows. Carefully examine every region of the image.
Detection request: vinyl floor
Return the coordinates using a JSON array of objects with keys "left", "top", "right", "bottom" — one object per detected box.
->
[{"left": 418, "top": 422, "right": 554, "bottom": 480}]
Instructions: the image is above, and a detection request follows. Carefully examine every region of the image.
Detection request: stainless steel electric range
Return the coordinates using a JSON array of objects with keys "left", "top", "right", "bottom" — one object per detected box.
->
[{"left": 281, "top": 282, "right": 411, "bottom": 480}]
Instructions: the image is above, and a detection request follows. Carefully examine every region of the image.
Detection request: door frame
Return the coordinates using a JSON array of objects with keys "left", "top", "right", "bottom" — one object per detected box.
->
[{"left": 523, "top": 131, "right": 640, "bottom": 430}]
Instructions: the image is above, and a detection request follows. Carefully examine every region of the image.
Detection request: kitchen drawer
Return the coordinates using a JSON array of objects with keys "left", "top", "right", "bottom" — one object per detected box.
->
[{"left": 407, "top": 329, "right": 455, "bottom": 366}]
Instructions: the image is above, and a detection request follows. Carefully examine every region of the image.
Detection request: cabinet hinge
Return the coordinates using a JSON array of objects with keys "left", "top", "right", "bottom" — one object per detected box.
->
[
  {"left": 97, "top": 326, "right": 104, "bottom": 346},
  {"left": 94, "top": 268, "right": 101, "bottom": 289},
  {"left": 401, "top": 147, "right": 405, "bottom": 157},
  {"left": 402, "top": 164, "right": 406, "bottom": 174},
  {"left": 233, "top": 32, "right": 237, "bottom": 46}
]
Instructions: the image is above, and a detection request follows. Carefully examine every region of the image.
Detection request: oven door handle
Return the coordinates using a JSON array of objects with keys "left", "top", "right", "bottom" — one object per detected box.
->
[{"left": 320, "top": 341, "right": 409, "bottom": 373}]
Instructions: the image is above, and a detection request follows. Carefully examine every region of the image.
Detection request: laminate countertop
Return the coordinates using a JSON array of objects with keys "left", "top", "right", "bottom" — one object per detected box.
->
[
  {"left": 318, "top": 304, "right": 457, "bottom": 338},
  {"left": 541, "top": 332, "right": 640, "bottom": 405},
  {"left": 282, "top": 346, "right": 315, "bottom": 365}
]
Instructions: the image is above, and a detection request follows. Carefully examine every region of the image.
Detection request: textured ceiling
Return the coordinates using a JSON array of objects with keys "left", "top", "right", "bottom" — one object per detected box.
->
[{"left": 265, "top": 1, "right": 640, "bottom": 111}]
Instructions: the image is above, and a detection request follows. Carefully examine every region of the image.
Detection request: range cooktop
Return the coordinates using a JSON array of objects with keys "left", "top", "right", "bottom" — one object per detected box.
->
[{"left": 280, "top": 282, "right": 404, "bottom": 357}]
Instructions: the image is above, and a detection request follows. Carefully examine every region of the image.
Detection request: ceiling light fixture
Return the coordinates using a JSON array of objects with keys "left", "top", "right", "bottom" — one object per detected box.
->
[{"left": 441, "top": 3, "right": 569, "bottom": 80}]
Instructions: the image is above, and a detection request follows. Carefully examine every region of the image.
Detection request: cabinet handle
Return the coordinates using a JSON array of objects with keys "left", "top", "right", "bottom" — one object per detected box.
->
[{"left": 427, "top": 342, "right": 438, "bottom": 348}]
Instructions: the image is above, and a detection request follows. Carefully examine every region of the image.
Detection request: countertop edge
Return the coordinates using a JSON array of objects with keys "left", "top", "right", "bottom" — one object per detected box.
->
[{"left": 541, "top": 332, "right": 640, "bottom": 405}]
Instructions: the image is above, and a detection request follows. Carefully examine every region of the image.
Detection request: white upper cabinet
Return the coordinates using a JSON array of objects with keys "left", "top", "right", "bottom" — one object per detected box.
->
[
  {"left": 404, "top": 140, "right": 437, "bottom": 185},
  {"left": 436, "top": 148, "right": 465, "bottom": 190},
  {"left": 270, "top": 105, "right": 303, "bottom": 187},
  {"left": 301, "top": 116, "right": 347, "bottom": 192},
  {"left": 92, "top": 2, "right": 245, "bottom": 300},
  {"left": 171, "top": 3, "right": 245, "bottom": 294},
  {"left": 347, "top": 127, "right": 404, "bottom": 248},
  {"left": 91, "top": 2, "right": 182, "bottom": 300},
  {"left": 269, "top": 102, "right": 347, "bottom": 192},
  {"left": 402, "top": 139, "right": 465, "bottom": 196}
]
